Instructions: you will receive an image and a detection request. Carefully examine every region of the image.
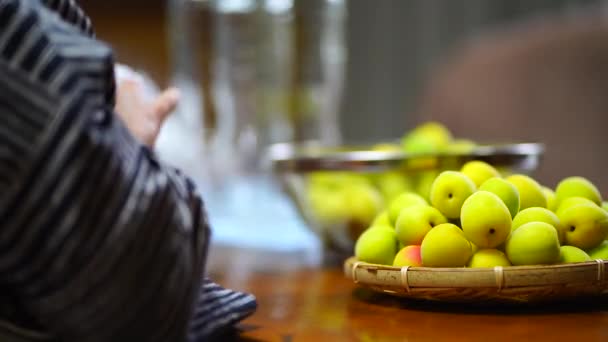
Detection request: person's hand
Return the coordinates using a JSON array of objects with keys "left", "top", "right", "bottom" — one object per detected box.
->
[{"left": 114, "top": 66, "right": 180, "bottom": 147}]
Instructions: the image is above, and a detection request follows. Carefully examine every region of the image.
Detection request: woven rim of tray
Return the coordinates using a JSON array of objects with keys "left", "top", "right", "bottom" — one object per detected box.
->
[{"left": 344, "top": 257, "right": 608, "bottom": 291}]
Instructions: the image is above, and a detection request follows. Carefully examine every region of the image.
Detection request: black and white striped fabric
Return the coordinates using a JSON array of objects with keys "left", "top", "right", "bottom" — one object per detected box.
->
[
  {"left": 41, "top": 0, "right": 94, "bottom": 36},
  {"left": 0, "top": 0, "right": 256, "bottom": 341}
]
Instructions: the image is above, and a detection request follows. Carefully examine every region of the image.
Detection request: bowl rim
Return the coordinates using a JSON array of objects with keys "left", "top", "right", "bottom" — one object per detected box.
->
[{"left": 267, "top": 141, "right": 545, "bottom": 173}]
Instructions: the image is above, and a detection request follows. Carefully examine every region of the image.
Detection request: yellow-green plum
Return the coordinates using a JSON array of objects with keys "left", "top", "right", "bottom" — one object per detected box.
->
[
  {"left": 444, "top": 139, "right": 477, "bottom": 154},
  {"left": 371, "top": 211, "right": 392, "bottom": 229},
  {"left": 345, "top": 184, "right": 384, "bottom": 228},
  {"left": 471, "top": 243, "right": 479, "bottom": 254},
  {"left": 506, "top": 174, "right": 547, "bottom": 210},
  {"left": 307, "top": 172, "right": 377, "bottom": 230},
  {"left": 603, "top": 202, "right": 608, "bottom": 213},
  {"left": 414, "top": 122, "right": 452, "bottom": 141},
  {"left": 559, "top": 245, "right": 591, "bottom": 264},
  {"left": 505, "top": 222, "right": 561, "bottom": 265},
  {"left": 393, "top": 245, "right": 423, "bottom": 267},
  {"left": 430, "top": 171, "right": 476, "bottom": 219},
  {"left": 555, "top": 197, "right": 598, "bottom": 217},
  {"left": 542, "top": 186, "right": 557, "bottom": 212},
  {"left": 421, "top": 223, "right": 472, "bottom": 267},
  {"left": 402, "top": 122, "right": 452, "bottom": 153},
  {"left": 387, "top": 192, "right": 428, "bottom": 226},
  {"left": 479, "top": 177, "right": 520, "bottom": 218},
  {"left": 555, "top": 176, "right": 602, "bottom": 207},
  {"left": 355, "top": 226, "right": 399, "bottom": 265},
  {"left": 512, "top": 207, "right": 565, "bottom": 243},
  {"left": 375, "top": 171, "right": 414, "bottom": 204},
  {"left": 468, "top": 249, "right": 511, "bottom": 268},
  {"left": 588, "top": 240, "right": 608, "bottom": 260},
  {"left": 460, "top": 160, "right": 501, "bottom": 187},
  {"left": 307, "top": 186, "right": 349, "bottom": 230},
  {"left": 308, "top": 171, "right": 370, "bottom": 189},
  {"left": 461, "top": 191, "right": 512, "bottom": 248},
  {"left": 395, "top": 204, "right": 447, "bottom": 246},
  {"left": 558, "top": 203, "right": 608, "bottom": 250},
  {"left": 415, "top": 171, "right": 438, "bottom": 202}
]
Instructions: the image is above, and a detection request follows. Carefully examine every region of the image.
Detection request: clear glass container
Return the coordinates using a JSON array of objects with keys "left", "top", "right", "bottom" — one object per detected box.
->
[{"left": 159, "top": 0, "right": 347, "bottom": 259}]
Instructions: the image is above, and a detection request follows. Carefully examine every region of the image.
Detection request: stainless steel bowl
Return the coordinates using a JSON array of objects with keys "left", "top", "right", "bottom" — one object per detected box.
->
[{"left": 267, "top": 141, "right": 544, "bottom": 255}]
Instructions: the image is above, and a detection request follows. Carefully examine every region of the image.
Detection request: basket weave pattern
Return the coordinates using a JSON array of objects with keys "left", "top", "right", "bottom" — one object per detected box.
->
[{"left": 344, "top": 257, "right": 608, "bottom": 303}]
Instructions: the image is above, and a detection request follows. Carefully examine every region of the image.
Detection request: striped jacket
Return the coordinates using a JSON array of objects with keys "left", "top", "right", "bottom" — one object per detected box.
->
[{"left": 0, "top": 0, "right": 256, "bottom": 341}]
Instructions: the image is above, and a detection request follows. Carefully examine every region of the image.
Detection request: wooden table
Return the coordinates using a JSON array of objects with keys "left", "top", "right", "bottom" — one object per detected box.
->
[{"left": 208, "top": 244, "right": 608, "bottom": 341}]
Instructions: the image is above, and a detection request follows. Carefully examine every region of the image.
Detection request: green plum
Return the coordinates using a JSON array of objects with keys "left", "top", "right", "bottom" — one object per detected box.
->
[
  {"left": 542, "top": 186, "right": 557, "bottom": 212},
  {"left": 307, "top": 185, "right": 349, "bottom": 230},
  {"left": 555, "top": 176, "right": 602, "bottom": 207},
  {"left": 430, "top": 171, "right": 476, "bottom": 219},
  {"left": 468, "top": 249, "right": 511, "bottom": 268},
  {"left": 479, "top": 177, "right": 520, "bottom": 218},
  {"left": 421, "top": 223, "right": 472, "bottom": 267},
  {"left": 444, "top": 139, "right": 477, "bottom": 154},
  {"left": 387, "top": 192, "right": 428, "bottom": 226},
  {"left": 588, "top": 240, "right": 608, "bottom": 260},
  {"left": 355, "top": 225, "right": 399, "bottom": 265},
  {"left": 371, "top": 211, "right": 392, "bottom": 229},
  {"left": 375, "top": 171, "right": 414, "bottom": 204},
  {"left": 512, "top": 207, "right": 565, "bottom": 243},
  {"left": 559, "top": 245, "right": 591, "bottom": 264},
  {"left": 555, "top": 197, "right": 598, "bottom": 217},
  {"left": 506, "top": 174, "right": 547, "bottom": 210},
  {"left": 402, "top": 122, "right": 452, "bottom": 153},
  {"left": 395, "top": 204, "right": 447, "bottom": 246},
  {"left": 308, "top": 171, "right": 370, "bottom": 189},
  {"left": 506, "top": 222, "right": 561, "bottom": 266},
  {"left": 558, "top": 203, "right": 608, "bottom": 250},
  {"left": 461, "top": 191, "right": 512, "bottom": 249},
  {"left": 460, "top": 160, "right": 501, "bottom": 188},
  {"left": 471, "top": 242, "right": 479, "bottom": 254},
  {"left": 415, "top": 171, "right": 438, "bottom": 202},
  {"left": 345, "top": 184, "right": 384, "bottom": 228}
]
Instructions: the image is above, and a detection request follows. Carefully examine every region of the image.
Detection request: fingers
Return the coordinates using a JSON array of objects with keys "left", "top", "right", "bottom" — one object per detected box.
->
[
  {"left": 114, "top": 79, "right": 180, "bottom": 147},
  {"left": 115, "top": 79, "right": 144, "bottom": 119},
  {"left": 153, "top": 87, "right": 180, "bottom": 125}
]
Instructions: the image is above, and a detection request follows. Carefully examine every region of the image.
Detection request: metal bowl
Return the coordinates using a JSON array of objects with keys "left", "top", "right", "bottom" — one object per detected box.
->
[{"left": 267, "top": 141, "right": 544, "bottom": 256}]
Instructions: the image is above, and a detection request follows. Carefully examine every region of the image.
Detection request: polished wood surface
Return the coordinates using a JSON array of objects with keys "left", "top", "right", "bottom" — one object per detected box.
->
[{"left": 208, "top": 245, "right": 608, "bottom": 341}]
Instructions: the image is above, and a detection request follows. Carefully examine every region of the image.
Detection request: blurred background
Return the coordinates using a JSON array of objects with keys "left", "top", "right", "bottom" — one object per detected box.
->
[{"left": 79, "top": 0, "right": 608, "bottom": 257}]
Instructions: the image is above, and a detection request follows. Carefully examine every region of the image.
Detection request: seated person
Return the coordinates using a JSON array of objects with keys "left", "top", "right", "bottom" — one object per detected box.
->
[{"left": 0, "top": 0, "right": 256, "bottom": 340}]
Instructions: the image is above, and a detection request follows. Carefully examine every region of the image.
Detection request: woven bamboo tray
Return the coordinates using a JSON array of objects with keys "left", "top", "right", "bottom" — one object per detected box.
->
[{"left": 344, "top": 257, "right": 608, "bottom": 304}]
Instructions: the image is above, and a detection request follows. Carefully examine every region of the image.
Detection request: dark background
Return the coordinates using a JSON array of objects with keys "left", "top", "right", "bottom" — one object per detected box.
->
[{"left": 80, "top": 0, "right": 608, "bottom": 192}]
